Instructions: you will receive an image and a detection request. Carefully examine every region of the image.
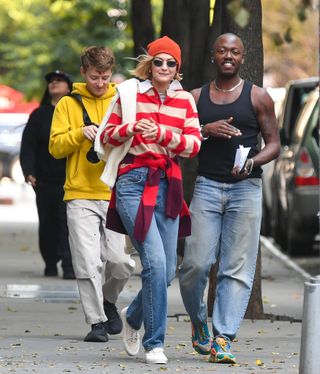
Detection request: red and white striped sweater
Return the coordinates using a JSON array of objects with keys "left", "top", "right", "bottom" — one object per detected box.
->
[
  {"left": 101, "top": 79, "right": 201, "bottom": 158},
  {"left": 100, "top": 79, "right": 201, "bottom": 241}
]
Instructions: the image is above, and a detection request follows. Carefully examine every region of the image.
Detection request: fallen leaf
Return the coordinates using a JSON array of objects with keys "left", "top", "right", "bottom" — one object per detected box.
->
[
  {"left": 175, "top": 343, "right": 187, "bottom": 349},
  {"left": 255, "top": 359, "right": 263, "bottom": 366},
  {"left": 257, "top": 329, "right": 266, "bottom": 334},
  {"left": 7, "top": 307, "right": 17, "bottom": 312}
]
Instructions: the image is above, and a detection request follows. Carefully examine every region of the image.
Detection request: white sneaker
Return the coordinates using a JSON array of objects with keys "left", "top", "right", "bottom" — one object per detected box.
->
[
  {"left": 121, "top": 307, "right": 140, "bottom": 356},
  {"left": 145, "top": 348, "right": 168, "bottom": 364}
]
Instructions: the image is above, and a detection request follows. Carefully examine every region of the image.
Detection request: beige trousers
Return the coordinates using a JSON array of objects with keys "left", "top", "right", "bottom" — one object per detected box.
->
[{"left": 66, "top": 199, "right": 135, "bottom": 325}]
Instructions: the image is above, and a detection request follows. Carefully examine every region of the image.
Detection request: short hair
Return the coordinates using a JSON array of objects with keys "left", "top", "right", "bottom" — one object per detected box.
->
[
  {"left": 80, "top": 46, "right": 115, "bottom": 72},
  {"left": 130, "top": 54, "right": 182, "bottom": 81}
]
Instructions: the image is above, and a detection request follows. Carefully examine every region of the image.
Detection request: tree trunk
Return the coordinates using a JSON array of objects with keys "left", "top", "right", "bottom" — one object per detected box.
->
[
  {"left": 161, "top": 0, "right": 210, "bottom": 90},
  {"left": 131, "top": 0, "right": 155, "bottom": 56},
  {"left": 244, "top": 247, "right": 264, "bottom": 319}
]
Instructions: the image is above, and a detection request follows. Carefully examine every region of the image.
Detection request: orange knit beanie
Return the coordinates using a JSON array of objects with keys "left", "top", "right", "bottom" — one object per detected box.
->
[{"left": 147, "top": 36, "right": 181, "bottom": 70}]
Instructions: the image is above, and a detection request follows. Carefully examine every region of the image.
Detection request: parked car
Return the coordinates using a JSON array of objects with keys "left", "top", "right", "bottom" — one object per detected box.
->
[
  {"left": 270, "top": 88, "right": 319, "bottom": 256},
  {"left": 260, "top": 87, "right": 286, "bottom": 235},
  {"left": 261, "top": 77, "right": 319, "bottom": 236},
  {"left": 0, "top": 113, "right": 29, "bottom": 184}
]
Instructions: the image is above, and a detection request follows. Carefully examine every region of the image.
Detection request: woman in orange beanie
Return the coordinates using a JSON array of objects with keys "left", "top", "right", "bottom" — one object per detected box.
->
[{"left": 97, "top": 35, "right": 201, "bottom": 364}]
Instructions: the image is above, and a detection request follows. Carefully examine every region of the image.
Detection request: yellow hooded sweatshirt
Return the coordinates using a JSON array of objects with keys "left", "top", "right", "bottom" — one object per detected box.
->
[{"left": 49, "top": 82, "right": 117, "bottom": 201}]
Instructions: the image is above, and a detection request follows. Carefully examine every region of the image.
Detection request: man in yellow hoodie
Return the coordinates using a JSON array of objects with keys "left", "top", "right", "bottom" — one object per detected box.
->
[{"left": 49, "top": 46, "right": 135, "bottom": 343}]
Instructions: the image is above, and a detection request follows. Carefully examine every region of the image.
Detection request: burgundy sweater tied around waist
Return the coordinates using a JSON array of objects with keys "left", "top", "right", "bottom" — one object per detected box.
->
[{"left": 106, "top": 153, "right": 191, "bottom": 242}]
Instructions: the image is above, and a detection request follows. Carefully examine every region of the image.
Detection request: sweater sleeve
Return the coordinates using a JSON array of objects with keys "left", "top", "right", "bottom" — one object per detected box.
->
[
  {"left": 157, "top": 96, "right": 201, "bottom": 158},
  {"left": 20, "top": 110, "right": 38, "bottom": 177},
  {"left": 101, "top": 98, "right": 136, "bottom": 147},
  {"left": 49, "top": 97, "right": 85, "bottom": 159}
]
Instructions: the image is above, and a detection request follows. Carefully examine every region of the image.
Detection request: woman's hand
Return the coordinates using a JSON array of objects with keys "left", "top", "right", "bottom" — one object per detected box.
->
[{"left": 134, "top": 118, "right": 159, "bottom": 140}]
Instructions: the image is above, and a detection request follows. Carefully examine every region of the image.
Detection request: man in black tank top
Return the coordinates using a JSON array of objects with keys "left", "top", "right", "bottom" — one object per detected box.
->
[{"left": 179, "top": 33, "right": 280, "bottom": 364}]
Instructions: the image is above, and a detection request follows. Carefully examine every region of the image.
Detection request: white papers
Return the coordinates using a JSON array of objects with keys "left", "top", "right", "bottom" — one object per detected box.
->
[{"left": 233, "top": 145, "right": 251, "bottom": 170}]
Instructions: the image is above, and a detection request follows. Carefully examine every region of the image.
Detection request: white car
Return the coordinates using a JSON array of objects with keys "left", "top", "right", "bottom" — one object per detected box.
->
[{"left": 0, "top": 113, "right": 29, "bottom": 184}]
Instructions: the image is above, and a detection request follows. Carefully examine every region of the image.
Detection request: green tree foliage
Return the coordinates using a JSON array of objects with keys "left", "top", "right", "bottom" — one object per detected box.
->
[
  {"left": 0, "top": 0, "right": 317, "bottom": 97},
  {"left": 0, "top": 0, "right": 132, "bottom": 99}
]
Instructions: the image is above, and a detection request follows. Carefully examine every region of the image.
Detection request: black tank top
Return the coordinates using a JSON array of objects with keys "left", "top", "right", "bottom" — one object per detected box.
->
[{"left": 197, "top": 80, "right": 262, "bottom": 183}]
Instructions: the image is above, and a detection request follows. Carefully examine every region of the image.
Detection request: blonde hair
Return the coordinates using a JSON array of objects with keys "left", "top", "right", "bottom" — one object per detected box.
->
[{"left": 129, "top": 54, "right": 182, "bottom": 81}]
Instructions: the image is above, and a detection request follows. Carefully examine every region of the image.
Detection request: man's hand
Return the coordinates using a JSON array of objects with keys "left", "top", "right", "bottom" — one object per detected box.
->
[
  {"left": 203, "top": 117, "right": 242, "bottom": 139},
  {"left": 231, "top": 158, "right": 254, "bottom": 179},
  {"left": 26, "top": 175, "right": 37, "bottom": 187},
  {"left": 83, "top": 124, "right": 98, "bottom": 142}
]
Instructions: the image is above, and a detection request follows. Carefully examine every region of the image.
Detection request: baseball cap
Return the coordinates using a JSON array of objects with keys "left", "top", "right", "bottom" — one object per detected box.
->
[{"left": 45, "top": 70, "right": 73, "bottom": 89}]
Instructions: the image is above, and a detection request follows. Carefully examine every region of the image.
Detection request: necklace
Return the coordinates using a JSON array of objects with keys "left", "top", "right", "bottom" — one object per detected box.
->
[{"left": 213, "top": 79, "right": 243, "bottom": 93}]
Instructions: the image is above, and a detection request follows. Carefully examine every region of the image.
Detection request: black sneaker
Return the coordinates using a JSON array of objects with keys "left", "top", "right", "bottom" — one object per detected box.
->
[
  {"left": 44, "top": 265, "right": 58, "bottom": 277},
  {"left": 103, "top": 300, "right": 123, "bottom": 335},
  {"left": 84, "top": 322, "right": 108, "bottom": 342},
  {"left": 63, "top": 269, "right": 76, "bottom": 280}
]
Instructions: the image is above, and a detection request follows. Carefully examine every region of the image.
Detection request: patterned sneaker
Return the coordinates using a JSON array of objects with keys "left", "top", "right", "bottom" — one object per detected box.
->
[
  {"left": 209, "top": 335, "right": 236, "bottom": 364},
  {"left": 191, "top": 322, "right": 212, "bottom": 355}
]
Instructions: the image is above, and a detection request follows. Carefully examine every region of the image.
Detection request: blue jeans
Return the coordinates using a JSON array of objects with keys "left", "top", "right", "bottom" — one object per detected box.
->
[
  {"left": 115, "top": 167, "right": 179, "bottom": 351},
  {"left": 179, "top": 176, "right": 262, "bottom": 340}
]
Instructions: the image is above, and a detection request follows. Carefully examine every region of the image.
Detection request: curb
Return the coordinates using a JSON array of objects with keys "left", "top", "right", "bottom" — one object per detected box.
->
[{"left": 260, "top": 235, "right": 312, "bottom": 281}]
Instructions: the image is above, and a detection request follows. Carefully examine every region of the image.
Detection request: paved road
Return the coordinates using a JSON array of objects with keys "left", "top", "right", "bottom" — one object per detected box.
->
[{"left": 0, "top": 179, "right": 311, "bottom": 373}]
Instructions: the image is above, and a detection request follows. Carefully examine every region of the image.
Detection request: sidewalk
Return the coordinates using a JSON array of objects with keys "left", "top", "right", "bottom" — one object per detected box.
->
[{"left": 0, "top": 189, "right": 305, "bottom": 373}]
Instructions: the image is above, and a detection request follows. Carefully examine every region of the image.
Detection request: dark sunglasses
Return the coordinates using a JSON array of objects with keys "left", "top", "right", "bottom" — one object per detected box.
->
[{"left": 152, "top": 59, "right": 177, "bottom": 68}]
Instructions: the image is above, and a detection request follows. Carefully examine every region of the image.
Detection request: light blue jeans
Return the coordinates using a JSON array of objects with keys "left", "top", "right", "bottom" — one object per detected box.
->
[
  {"left": 115, "top": 167, "right": 179, "bottom": 351},
  {"left": 179, "top": 176, "right": 262, "bottom": 340}
]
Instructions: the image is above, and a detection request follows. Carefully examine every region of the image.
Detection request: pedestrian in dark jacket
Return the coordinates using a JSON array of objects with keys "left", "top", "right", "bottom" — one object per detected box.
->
[{"left": 20, "top": 70, "right": 75, "bottom": 279}]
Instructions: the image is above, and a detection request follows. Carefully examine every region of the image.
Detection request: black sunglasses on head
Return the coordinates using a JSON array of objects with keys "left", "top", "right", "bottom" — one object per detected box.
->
[{"left": 152, "top": 59, "right": 177, "bottom": 68}]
